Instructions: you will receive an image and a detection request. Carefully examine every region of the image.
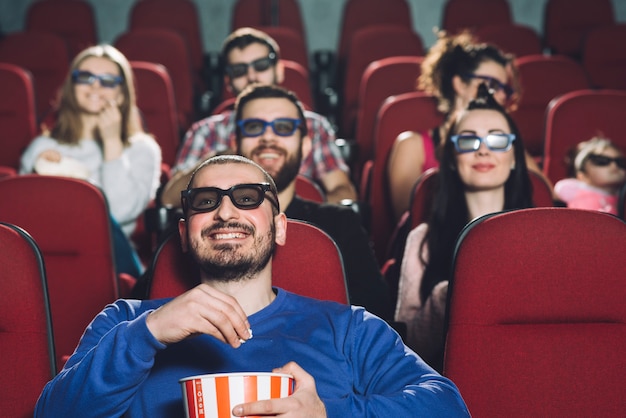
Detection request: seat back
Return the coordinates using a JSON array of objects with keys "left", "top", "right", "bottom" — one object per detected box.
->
[
  {"left": 295, "top": 175, "right": 325, "bottom": 203},
  {"left": 341, "top": 25, "right": 424, "bottom": 137},
  {"left": 473, "top": 23, "right": 543, "bottom": 58},
  {"left": 442, "top": 0, "right": 512, "bottom": 35},
  {"left": 354, "top": 56, "right": 423, "bottom": 179},
  {"left": 0, "top": 63, "right": 37, "bottom": 170},
  {"left": 582, "top": 23, "right": 626, "bottom": 89},
  {"left": 25, "top": 0, "right": 98, "bottom": 58},
  {"left": 0, "top": 166, "right": 17, "bottom": 179},
  {"left": 543, "top": 89, "right": 626, "bottom": 185},
  {"left": 131, "top": 61, "right": 180, "bottom": 169},
  {"left": 444, "top": 207, "right": 626, "bottom": 417},
  {"left": 0, "top": 222, "right": 56, "bottom": 417},
  {"left": 115, "top": 28, "right": 195, "bottom": 130},
  {"left": 337, "top": 0, "right": 412, "bottom": 76},
  {"left": 129, "top": 0, "right": 205, "bottom": 80},
  {"left": 0, "top": 31, "right": 70, "bottom": 120},
  {"left": 146, "top": 219, "right": 348, "bottom": 304},
  {"left": 511, "top": 55, "right": 589, "bottom": 159},
  {"left": 255, "top": 26, "right": 309, "bottom": 72},
  {"left": 368, "top": 91, "right": 444, "bottom": 264},
  {"left": 408, "top": 168, "right": 555, "bottom": 231},
  {"left": 543, "top": 0, "right": 615, "bottom": 58},
  {"left": 232, "top": 0, "right": 306, "bottom": 43},
  {"left": 0, "top": 175, "right": 118, "bottom": 371}
]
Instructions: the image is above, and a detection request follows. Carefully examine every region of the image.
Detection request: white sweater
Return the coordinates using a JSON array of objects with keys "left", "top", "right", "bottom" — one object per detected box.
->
[{"left": 20, "top": 134, "right": 162, "bottom": 237}]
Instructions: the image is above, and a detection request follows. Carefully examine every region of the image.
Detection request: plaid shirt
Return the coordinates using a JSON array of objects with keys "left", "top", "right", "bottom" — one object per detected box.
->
[{"left": 173, "top": 110, "right": 349, "bottom": 182}]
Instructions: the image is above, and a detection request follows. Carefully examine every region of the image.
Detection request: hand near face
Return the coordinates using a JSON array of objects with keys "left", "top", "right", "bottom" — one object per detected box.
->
[
  {"left": 97, "top": 99, "right": 122, "bottom": 142},
  {"left": 145, "top": 283, "right": 252, "bottom": 348},
  {"left": 96, "top": 100, "right": 124, "bottom": 160},
  {"left": 233, "top": 362, "right": 327, "bottom": 417}
]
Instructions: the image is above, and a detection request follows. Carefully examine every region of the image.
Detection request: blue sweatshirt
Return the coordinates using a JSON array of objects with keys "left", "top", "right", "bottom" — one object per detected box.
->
[{"left": 35, "top": 288, "right": 469, "bottom": 417}]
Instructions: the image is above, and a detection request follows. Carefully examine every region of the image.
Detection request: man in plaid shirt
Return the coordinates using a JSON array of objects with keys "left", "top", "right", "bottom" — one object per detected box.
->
[{"left": 161, "top": 27, "right": 356, "bottom": 206}]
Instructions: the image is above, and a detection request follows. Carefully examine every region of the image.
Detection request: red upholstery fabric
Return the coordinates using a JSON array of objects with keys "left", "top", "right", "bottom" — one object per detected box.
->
[
  {"left": 407, "top": 169, "right": 554, "bottom": 232},
  {"left": 0, "top": 165, "right": 17, "bottom": 179},
  {"left": 336, "top": 0, "right": 412, "bottom": 76},
  {"left": 444, "top": 207, "right": 626, "bottom": 417},
  {"left": 295, "top": 175, "right": 325, "bottom": 203},
  {"left": 442, "top": 0, "right": 512, "bottom": 35},
  {"left": 473, "top": 23, "right": 543, "bottom": 58},
  {"left": 129, "top": 0, "right": 205, "bottom": 81},
  {"left": 511, "top": 55, "right": 589, "bottom": 159},
  {"left": 0, "top": 175, "right": 118, "bottom": 372},
  {"left": 115, "top": 28, "right": 195, "bottom": 131},
  {"left": 25, "top": 0, "right": 97, "bottom": 58},
  {"left": 146, "top": 220, "right": 348, "bottom": 304},
  {"left": 582, "top": 23, "right": 626, "bottom": 89},
  {"left": 131, "top": 61, "right": 180, "bottom": 168},
  {"left": 340, "top": 25, "right": 424, "bottom": 137},
  {"left": 353, "top": 56, "right": 422, "bottom": 181},
  {"left": 543, "top": 0, "right": 614, "bottom": 58},
  {"left": 232, "top": 0, "right": 306, "bottom": 43},
  {"left": 255, "top": 26, "right": 309, "bottom": 72},
  {"left": 368, "top": 91, "right": 443, "bottom": 264},
  {"left": 543, "top": 89, "right": 626, "bottom": 185},
  {"left": 0, "top": 222, "right": 56, "bottom": 417},
  {"left": 0, "top": 63, "right": 37, "bottom": 170},
  {"left": 0, "top": 31, "right": 70, "bottom": 120}
]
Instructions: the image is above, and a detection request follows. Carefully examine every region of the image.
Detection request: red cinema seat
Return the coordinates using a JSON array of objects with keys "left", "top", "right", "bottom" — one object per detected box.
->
[
  {"left": 542, "top": 89, "right": 626, "bottom": 185},
  {"left": 145, "top": 219, "right": 348, "bottom": 304},
  {"left": 0, "top": 175, "right": 119, "bottom": 371},
  {"left": 0, "top": 222, "right": 56, "bottom": 417},
  {"left": 0, "top": 63, "right": 37, "bottom": 170},
  {"left": 26, "top": 0, "right": 98, "bottom": 58},
  {"left": 444, "top": 207, "right": 626, "bottom": 417},
  {"left": 0, "top": 31, "right": 70, "bottom": 120}
]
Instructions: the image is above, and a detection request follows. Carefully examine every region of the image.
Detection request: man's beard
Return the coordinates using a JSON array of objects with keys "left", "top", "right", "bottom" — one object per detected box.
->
[{"left": 190, "top": 221, "right": 276, "bottom": 283}]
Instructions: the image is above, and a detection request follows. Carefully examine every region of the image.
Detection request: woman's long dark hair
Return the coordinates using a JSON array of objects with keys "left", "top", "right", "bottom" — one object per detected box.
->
[{"left": 418, "top": 85, "right": 533, "bottom": 302}]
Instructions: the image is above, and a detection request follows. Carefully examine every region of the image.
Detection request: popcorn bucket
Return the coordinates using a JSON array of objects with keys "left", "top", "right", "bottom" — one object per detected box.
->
[{"left": 180, "top": 372, "right": 294, "bottom": 418}]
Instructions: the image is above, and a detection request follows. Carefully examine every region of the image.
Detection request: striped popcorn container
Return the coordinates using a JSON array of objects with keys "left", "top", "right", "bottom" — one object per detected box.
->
[{"left": 180, "top": 372, "right": 294, "bottom": 418}]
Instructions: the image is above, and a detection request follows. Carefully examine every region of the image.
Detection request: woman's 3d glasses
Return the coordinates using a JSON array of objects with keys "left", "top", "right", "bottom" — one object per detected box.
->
[
  {"left": 451, "top": 133, "right": 516, "bottom": 153},
  {"left": 72, "top": 70, "right": 124, "bottom": 88},
  {"left": 464, "top": 73, "right": 514, "bottom": 99},
  {"left": 586, "top": 153, "right": 626, "bottom": 169},
  {"left": 181, "top": 183, "right": 279, "bottom": 215},
  {"left": 225, "top": 53, "right": 277, "bottom": 78},
  {"left": 237, "top": 118, "right": 301, "bottom": 137}
]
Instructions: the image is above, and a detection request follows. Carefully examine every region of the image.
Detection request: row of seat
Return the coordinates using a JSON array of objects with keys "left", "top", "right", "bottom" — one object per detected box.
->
[{"left": 7, "top": 205, "right": 624, "bottom": 417}]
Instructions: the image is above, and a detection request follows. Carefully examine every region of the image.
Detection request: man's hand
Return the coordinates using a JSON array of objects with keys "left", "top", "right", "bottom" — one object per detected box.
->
[
  {"left": 232, "top": 362, "right": 327, "bottom": 417},
  {"left": 146, "top": 284, "right": 252, "bottom": 348}
]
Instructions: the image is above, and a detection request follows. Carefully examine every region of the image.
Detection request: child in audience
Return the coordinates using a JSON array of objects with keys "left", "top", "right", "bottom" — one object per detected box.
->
[
  {"left": 19, "top": 44, "right": 162, "bottom": 277},
  {"left": 555, "top": 137, "right": 626, "bottom": 215},
  {"left": 395, "top": 85, "right": 533, "bottom": 372}
]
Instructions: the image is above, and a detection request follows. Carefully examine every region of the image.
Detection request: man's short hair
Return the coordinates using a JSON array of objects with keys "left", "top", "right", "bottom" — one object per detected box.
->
[
  {"left": 221, "top": 27, "right": 281, "bottom": 63},
  {"left": 233, "top": 84, "right": 308, "bottom": 145}
]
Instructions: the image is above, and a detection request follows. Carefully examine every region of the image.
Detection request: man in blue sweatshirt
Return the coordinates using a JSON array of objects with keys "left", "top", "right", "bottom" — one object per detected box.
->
[{"left": 35, "top": 154, "right": 469, "bottom": 417}]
